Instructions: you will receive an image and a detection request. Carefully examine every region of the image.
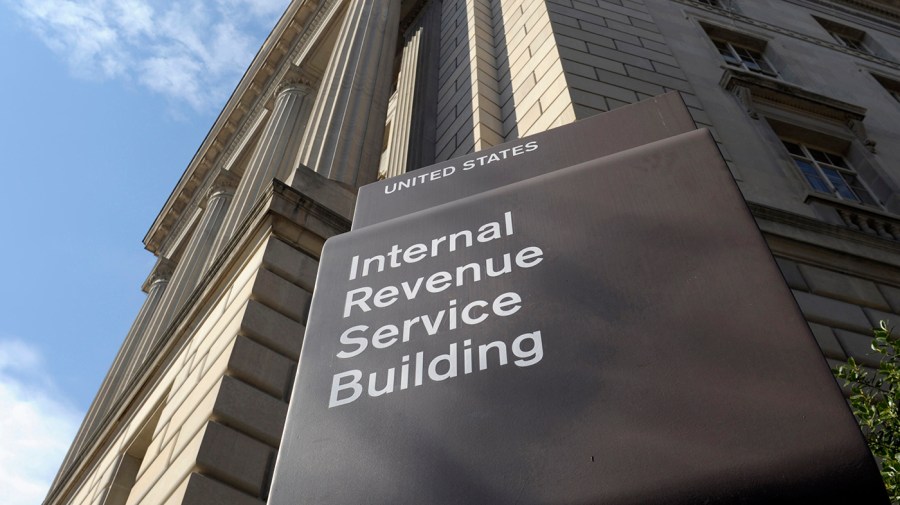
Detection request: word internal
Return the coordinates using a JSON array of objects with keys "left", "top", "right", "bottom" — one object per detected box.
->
[{"left": 348, "top": 211, "right": 514, "bottom": 281}]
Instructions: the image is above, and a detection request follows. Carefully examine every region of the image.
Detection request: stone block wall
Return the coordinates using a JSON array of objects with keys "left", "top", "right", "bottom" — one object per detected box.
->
[
  {"left": 437, "top": 0, "right": 503, "bottom": 160},
  {"left": 497, "top": 0, "right": 576, "bottom": 138},
  {"left": 61, "top": 228, "right": 323, "bottom": 505},
  {"left": 436, "top": 0, "right": 576, "bottom": 160},
  {"left": 545, "top": 0, "right": 710, "bottom": 129},
  {"left": 776, "top": 256, "right": 900, "bottom": 372}
]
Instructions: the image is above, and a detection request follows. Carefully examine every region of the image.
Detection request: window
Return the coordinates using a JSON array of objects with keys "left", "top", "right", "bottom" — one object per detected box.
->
[
  {"left": 815, "top": 17, "right": 870, "bottom": 54},
  {"left": 781, "top": 139, "right": 880, "bottom": 206},
  {"left": 702, "top": 24, "right": 777, "bottom": 77},
  {"left": 833, "top": 32, "right": 866, "bottom": 51},
  {"left": 873, "top": 74, "right": 900, "bottom": 103},
  {"left": 101, "top": 400, "right": 165, "bottom": 505},
  {"left": 713, "top": 39, "right": 777, "bottom": 76}
]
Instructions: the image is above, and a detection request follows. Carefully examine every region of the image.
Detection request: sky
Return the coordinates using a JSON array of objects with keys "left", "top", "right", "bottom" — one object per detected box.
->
[{"left": 0, "top": 1, "right": 290, "bottom": 503}]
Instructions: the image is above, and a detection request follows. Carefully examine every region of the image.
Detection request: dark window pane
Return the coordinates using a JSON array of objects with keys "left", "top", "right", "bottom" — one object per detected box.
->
[
  {"left": 782, "top": 141, "right": 804, "bottom": 156},
  {"left": 844, "top": 174, "right": 879, "bottom": 206},
  {"left": 794, "top": 159, "right": 831, "bottom": 193},
  {"left": 836, "top": 34, "right": 866, "bottom": 52},
  {"left": 714, "top": 40, "right": 741, "bottom": 65},
  {"left": 827, "top": 153, "right": 848, "bottom": 169},
  {"left": 809, "top": 149, "right": 831, "bottom": 165},
  {"left": 755, "top": 57, "right": 776, "bottom": 76},
  {"left": 822, "top": 167, "right": 859, "bottom": 201}
]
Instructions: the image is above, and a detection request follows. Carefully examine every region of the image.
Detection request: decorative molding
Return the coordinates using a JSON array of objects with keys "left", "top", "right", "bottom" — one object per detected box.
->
[
  {"left": 150, "top": 258, "right": 176, "bottom": 284},
  {"left": 749, "top": 201, "right": 900, "bottom": 250},
  {"left": 275, "top": 65, "right": 317, "bottom": 97},
  {"left": 142, "top": 258, "right": 176, "bottom": 292},
  {"left": 677, "top": 0, "right": 900, "bottom": 71},
  {"left": 144, "top": 0, "right": 336, "bottom": 255},
  {"left": 733, "top": 84, "right": 760, "bottom": 119},
  {"left": 720, "top": 68, "right": 876, "bottom": 148},
  {"left": 806, "top": 193, "right": 899, "bottom": 238},
  {"left": 802, "top": 0, "right": 900, "bottom": 27},
  {"left": 206, "top": 170, "right": 240, "bottom": 201},
  {"left": 218, "top": 104, "right": 271, "bottom": 178},
  {"left": 721, "top": 69, "right": 867, "bottom": 119},
  {"left": 848, "top": 118, "right": 878, "bottom": 152},
  {"left": 222, "top": 107, "right": 270, "bottom": 173}
]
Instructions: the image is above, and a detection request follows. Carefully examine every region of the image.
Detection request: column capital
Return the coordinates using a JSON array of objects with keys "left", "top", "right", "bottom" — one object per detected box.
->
[
  {"left": 205, "top": 170, "right": 240, "bottom": 203},
  {"left": 401, "top": 0, "right": 437, "bottom": 38},
  {"left": 143, "top": 258, "right": 176, "bottom": 291},
  {"left": 275, "top": 66, "right": 316, "bottom": 98}
]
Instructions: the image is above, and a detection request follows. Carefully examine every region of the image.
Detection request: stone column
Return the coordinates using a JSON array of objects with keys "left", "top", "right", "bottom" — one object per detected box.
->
[
  {"left": 406, "top": 1, "right": 442, "bottom": 172},
  {"left": 60, "top": 259, "right": 174, "bottom": 476},
  {"left": 297, "top": 0, "right": 402, "bottom": 187},
  {"left": 119, "top": 261, "right": 175, "bottom": 388},
  {"left": 212, "top": 76, "right": 316, "bottom": 257},
  {"left": 384, "top": 0, "right": 441, "bottom": 177},
  {"left": 140, "top": 173, "right": 237, "bottom": 356}
]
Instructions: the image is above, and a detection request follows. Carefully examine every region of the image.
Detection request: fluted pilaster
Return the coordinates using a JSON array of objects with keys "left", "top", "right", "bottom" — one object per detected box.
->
[
  {"left": 212, "top": 76, "right": 316, "bottom": 257},
  {"left": 384, "top": 1, "right": 441, "bottom": 177},
  {"left": 140, "top": 173, "right": 237, "bottom": 355},
  {"left": 57, "top": 258, "right": 174, "bottom": 480},
  {"left": 119, "top": 260, "right": 175, "bottom": 386},
  {"left": 297, "top": 0, "right": 402, "bottom": 187}
]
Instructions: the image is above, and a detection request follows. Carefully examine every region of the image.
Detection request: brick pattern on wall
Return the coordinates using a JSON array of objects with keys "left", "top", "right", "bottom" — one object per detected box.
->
[
  {"left": 65, "top": 237, "right": 319, "bottom": 505},
  {"left": 545, "top": 0, "right": 711, "bottom": 129},
  {"left": 436, "top": 0, "right": 504, "bottom": 161},
  {"left": 776, "top": 256, "right": 900, "bottom": 374},
  {"left": 498, "top": 0, "right": 576, "bottom": 139}
]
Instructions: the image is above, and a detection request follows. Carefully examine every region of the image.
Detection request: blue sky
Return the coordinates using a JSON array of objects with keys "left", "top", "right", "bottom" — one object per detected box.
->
[{"left": 0, "top": 1, "right": 289, "bottom": 503}]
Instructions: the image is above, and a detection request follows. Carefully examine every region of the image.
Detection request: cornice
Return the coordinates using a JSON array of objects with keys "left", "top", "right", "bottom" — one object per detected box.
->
[
  {"left": 815, "top": 0, "right": 900, "bottom": 22},
  {"left": 678, "top": 0, "right": 900, "bottom": 70},
  {"left": 749, "top": 201, "right": 899, "bottom": 251},
  {"left": 720, "top": 68, "right": 867, "bottom": 121},
  {"left": 143, "top": 0, "right": 335, "bottom": 255}
]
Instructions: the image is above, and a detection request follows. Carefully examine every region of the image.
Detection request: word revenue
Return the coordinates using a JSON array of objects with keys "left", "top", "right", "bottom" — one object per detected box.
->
[
  {"left": 348, "top": 211, "right": 515, "bottom": 281},
  {"left": 328, "top": 330, "right": 544, "bottom": 408}
]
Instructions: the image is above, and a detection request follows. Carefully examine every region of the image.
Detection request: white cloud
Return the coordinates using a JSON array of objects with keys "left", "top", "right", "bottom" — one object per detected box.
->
[
  {"left": 0, "top": 338, "right": 82, "bottom": 505},
  {"left": 11, "top": 0, "right": 290, "bottom": 111}
]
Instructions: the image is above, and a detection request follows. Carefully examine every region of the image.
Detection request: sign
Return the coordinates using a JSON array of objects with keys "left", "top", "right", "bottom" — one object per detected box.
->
[
  {"left": 353, "top": 92, "right": 696, "bottom": 228},
  {"left": 269, "top": 113, "right": 887, "bottom": 503}
]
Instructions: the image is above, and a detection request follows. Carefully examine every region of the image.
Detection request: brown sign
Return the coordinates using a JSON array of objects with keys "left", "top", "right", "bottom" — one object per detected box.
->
[{"left": 269, "top": 126, "right": 887, "bottom": 504}]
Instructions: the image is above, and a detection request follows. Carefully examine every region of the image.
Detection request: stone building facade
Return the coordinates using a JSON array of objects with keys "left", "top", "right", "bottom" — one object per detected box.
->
[{"left": 44, "top": 0, "right": 900, "bottom": 504}]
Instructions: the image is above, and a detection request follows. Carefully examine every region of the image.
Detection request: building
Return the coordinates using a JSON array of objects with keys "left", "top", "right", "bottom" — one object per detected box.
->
[{"left": 44, "top": 0, "right": 900, "bottom": 504}]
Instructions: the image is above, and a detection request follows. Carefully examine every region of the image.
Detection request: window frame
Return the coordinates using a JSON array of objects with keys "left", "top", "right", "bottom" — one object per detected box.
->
[
  {"left": 780, "top": 139, "right": 881, "bottom": 208},
  {"left": 872, "top": 74, "right": 900, "bottom": 104},
  {"left": 814, "top": 16, "right": 871, "bottom": 55},
  {"left": 712, "top": 38, "right": 778, "bottom": 77},
  {"left": 701, "top": 23, "right": 778, "bottom": 79},
  {"left": 832, "top": 32, "right": 867, "bottom": 52}
]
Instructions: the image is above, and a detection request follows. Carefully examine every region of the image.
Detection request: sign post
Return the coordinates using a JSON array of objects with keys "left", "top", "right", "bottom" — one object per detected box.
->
[{"left": 268, "top": 96, "right": 888, "bottom": 504}]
